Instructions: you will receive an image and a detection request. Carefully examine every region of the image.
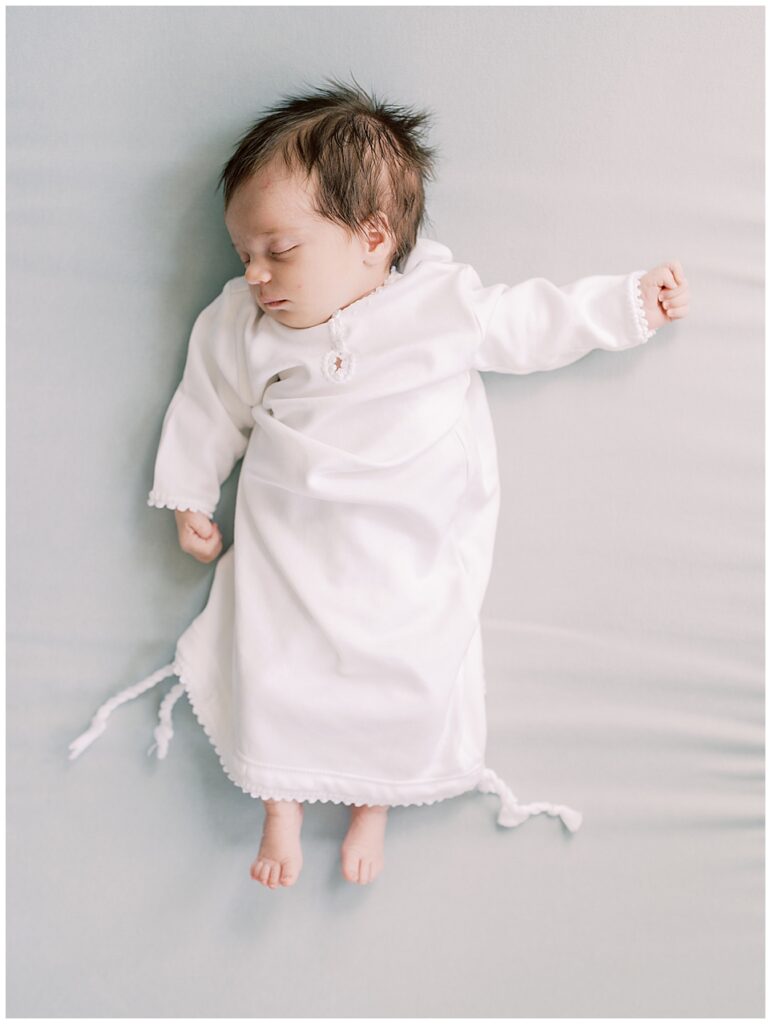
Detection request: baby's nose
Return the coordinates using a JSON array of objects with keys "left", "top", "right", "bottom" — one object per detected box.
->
[{"left": 245, "top": 263, "right": 271, "bottom": 285}]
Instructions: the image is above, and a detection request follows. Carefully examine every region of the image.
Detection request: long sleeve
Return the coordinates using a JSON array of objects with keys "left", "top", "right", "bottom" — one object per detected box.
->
[
  {"left": 147, "top": 281, "right": 256, "bottom": 518},
  {"left": 467, "top": 265, "right": 657, "bottom": 375}
]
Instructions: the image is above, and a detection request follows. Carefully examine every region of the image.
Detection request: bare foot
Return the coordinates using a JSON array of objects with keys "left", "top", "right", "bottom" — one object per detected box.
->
[
  {"left": 251, "top": 799, "right": 304, "bottom": 889},
  {"left": 341, "top": 804, "right": 388, "bottom": 884}
]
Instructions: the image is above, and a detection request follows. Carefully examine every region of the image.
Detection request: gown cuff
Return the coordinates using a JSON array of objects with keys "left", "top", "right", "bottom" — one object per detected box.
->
[
  {"left": 147, "top": 491, "right": 214, "bottom": 517},
  {"left": 629, "top": 270, "right": 658, "bottom": 344}
]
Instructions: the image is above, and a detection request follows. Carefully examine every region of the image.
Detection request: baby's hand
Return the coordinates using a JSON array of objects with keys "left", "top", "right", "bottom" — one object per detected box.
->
[
  {"left": 638, "top": 261, "right": 690, "bottom": 331},
  {"left": 174, "top": 509, "right": 223, "bottom": 564}
]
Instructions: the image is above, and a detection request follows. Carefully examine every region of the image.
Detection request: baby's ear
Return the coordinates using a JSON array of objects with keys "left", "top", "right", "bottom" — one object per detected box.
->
[{"left": 361, "top": 214, "right": 394, "bottom": 264}]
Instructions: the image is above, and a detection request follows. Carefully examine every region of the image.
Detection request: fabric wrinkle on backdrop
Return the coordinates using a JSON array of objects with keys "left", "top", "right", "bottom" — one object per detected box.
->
[{"left": 6, "top": 5, "right": 763, "bottom": 1019}]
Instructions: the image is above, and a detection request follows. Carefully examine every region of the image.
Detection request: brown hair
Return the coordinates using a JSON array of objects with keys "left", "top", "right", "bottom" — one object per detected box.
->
[{"left": 218, "top": 78, "right": 437, "bottom": 268}]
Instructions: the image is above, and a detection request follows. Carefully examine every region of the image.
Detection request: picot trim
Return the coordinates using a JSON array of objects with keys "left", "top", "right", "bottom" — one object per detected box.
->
[
  {"left": 67, "top": 660, "right": 583, "bottom": 831},
  {"left": 629, "top": 270, "right": 658, "bottom": 344},
  {"left": 147, "top": 493, "right": 214, "bottom": 517}
]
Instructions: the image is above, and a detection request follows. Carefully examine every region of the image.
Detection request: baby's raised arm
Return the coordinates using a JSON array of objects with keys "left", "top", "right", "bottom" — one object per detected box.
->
[{"left": 466, "top": 260, "right": 690, "bottom": 375}]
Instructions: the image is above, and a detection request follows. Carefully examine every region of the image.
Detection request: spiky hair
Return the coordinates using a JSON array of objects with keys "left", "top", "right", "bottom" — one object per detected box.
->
[{"left": 218, "top": 78, "right": 437, "bottom": 267}]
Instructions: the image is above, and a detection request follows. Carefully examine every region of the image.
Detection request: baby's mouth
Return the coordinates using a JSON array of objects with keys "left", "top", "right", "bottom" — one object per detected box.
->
[{"left": 263, "top": 299, "right": 289, "bottom": 309}]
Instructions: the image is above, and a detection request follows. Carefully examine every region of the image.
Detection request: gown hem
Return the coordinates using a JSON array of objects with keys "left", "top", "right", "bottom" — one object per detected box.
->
[
  {"left": 173, "top": 651, "right": 489, "bottom": 809},
  {"left": 172, "top": 648, "right": 581, "bottom": 829}
]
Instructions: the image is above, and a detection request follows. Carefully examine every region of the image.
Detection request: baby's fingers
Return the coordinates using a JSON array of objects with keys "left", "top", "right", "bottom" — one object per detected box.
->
[
  {"left": 190, "top": 534, "right": 223, "bottom": 564},
  {"left": 660, "top": 281, "right": 688, "bottom": 299},
  {"left": 667, "top": 260, "right": 685, "bottom": 287},
  {"left": 181, "top": 522, "right": 223, "bottom": 562},
  {"left": 660, "top": 278, "right": 690, "bottom": 319},
  {"left": 184, "top": 511, "right": 215, "bottom": 540},
  {"left": 661, "top": 294, "right": 689, "bottom": 319},
  {"left": 655, "top": 266, "right": 678, "bottom": 290}
]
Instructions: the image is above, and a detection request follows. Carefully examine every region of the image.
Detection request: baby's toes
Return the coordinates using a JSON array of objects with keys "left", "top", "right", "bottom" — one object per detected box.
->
[
  {"left": 280, "top": 863, "right": 297, "bottom": 886},
  {"left": 365, "top": 858, "right": 384, "bottom": 884},
  {"left": 251, "top": 858, "right": 272, "bottom": 885},
  {"left": 341, "top": 851, "right": 361, "bottom": 883},
  {"left": 268, "top": 862, "right": 282, "bottom": 888}
]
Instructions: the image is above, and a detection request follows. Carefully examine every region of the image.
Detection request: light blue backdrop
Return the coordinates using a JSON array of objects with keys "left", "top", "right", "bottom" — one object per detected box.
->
[{"left": 7, "top": 5, "right": 763, "bottom": 1017}]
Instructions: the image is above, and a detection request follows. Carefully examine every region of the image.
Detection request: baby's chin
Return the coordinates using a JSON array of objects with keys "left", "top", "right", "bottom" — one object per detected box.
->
[{"left": 259, "top": 302, "right": 333, "bottom": 331}]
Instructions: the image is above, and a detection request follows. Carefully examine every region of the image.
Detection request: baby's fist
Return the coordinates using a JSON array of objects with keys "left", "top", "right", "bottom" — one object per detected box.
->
[
  {"left": 174, "top": 509, "right": 223, "bottom": 564},
  {"left": 638, "top": 261, "right": 690, "bottom": 331}
]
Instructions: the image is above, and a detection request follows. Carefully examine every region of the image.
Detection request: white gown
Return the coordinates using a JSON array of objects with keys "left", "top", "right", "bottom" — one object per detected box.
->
[{"left": 69, "top": 238, "right": 656, "bottom": 831}]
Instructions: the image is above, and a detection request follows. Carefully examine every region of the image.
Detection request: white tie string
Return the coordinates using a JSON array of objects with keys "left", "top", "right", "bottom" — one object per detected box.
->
[
  {"left": 146, "top": 680, "right": 186, "bottom": 759},
  {"left": 67, "top": 662, "right": 178, "bottom": 760},
  {"left": 477, "top": 768, "right": 583, "bottom": 832}
]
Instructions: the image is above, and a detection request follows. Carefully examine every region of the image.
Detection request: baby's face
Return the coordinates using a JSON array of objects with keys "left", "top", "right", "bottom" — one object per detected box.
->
[{"left": 225, "top": 157, "right": 388, "bottom": 329}]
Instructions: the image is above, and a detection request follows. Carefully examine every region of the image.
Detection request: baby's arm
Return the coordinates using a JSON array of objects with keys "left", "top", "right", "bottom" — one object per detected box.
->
[
  {"left": 148, "top": 282, "right": 255, "bottom": 562},
  {"left": 466, "top": 261, "right": 690, "bottom": 375}
]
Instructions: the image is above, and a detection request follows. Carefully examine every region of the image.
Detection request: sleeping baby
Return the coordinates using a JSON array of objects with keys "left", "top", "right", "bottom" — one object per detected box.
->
[{"left": 69, "top": 79, "right": 690, "bottom": 889}]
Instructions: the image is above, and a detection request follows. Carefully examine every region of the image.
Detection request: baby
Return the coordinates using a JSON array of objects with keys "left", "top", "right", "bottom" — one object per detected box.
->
[{"left": 69, "top": 80, "right": 689, "bottom": 889}]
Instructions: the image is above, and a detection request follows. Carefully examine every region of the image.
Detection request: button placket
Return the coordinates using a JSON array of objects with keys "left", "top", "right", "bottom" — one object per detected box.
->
[{"left": 321, "top": 310, "right": 356, "bottom": 383}]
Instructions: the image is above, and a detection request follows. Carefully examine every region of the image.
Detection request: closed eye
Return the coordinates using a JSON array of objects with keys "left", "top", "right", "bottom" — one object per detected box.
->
[{"left": 271, "top": 246, "right": 297, "bottom": 257}]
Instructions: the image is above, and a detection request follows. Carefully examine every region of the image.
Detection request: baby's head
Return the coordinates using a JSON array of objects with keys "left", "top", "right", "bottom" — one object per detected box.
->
[{"left": 219, "top": 80, "right": 435, "bottom": 329}]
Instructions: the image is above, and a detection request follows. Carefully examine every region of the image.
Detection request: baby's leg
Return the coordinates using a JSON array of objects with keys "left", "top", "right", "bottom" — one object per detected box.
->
[
  {"left": 251, "top": 799, "right": 304, "bottom": 889},
  {"left": 341, "top": 804, "right": 388, "bottom": 884}
]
